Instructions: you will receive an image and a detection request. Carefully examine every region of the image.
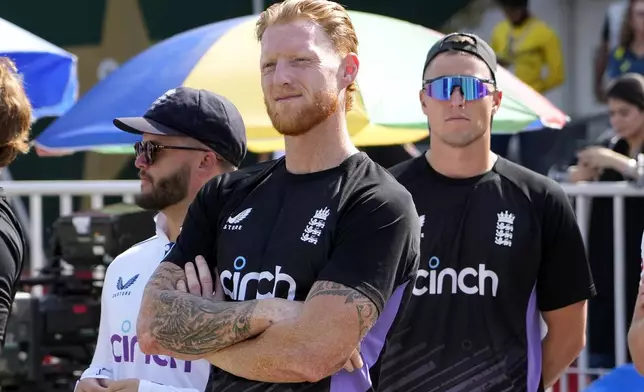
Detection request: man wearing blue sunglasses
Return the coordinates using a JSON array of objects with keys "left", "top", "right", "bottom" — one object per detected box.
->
[{"left": 383, "top": 33, "right": 596, "bottom": 392}]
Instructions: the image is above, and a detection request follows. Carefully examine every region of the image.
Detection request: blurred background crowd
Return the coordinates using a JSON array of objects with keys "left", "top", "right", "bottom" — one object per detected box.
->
[{"left": 1, "top": 0, "right": 644, "bottom": 391}]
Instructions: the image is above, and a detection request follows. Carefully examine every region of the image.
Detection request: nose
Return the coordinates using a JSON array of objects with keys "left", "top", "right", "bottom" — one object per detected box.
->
[
  {"left": 273, "top": 60, "right": 293, "bottom": 86},
  {"left": 134, "top": 153, "right": 149, "bottom": 170},
  {"left": 449, "top": 87, "right": 465, "bottom": 107}
]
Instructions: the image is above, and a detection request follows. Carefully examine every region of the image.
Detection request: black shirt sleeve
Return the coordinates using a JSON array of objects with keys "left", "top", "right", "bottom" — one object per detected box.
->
[
  {"left": 537, "top": 182, "right": 597, "bottom": 312},
  {"left": 0, "top": 217, "right": 24, "bottom": 348},
  {"left": 316, "top": 186, "right": 420, "bottom": 314},
  {"left": 162, "top": 178, "right": 222, "bottom": 272}
]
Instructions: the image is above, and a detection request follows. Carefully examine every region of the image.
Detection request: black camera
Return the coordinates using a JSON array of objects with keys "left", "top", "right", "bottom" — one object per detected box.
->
[{"left": 0, "top": 204, "right": 156, "bottom": 391}]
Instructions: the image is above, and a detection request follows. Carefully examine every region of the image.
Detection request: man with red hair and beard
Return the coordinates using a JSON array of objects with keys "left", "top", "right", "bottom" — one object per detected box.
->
[{"left": 136, "top": 1, "right": 420, "bottom": 391}]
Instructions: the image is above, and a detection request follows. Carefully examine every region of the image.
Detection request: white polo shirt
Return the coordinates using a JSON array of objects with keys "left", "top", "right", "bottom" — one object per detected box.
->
[{"left": 78, "top": 213, "right": 210, "bottom": 392}]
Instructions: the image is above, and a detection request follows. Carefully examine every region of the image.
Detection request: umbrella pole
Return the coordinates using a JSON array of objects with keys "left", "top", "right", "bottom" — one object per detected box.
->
[{"left": 252, "top": 0, "right": 264, "bottom": 14}]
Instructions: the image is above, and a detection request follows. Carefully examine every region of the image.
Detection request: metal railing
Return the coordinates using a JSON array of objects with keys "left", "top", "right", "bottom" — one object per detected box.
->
[
  {"left": 0, "top": 179, "right": 641, "bottom": 391},
  {"left": 557, "top": 181, "right": 644, "bottom": 391},
  {"left": 0, "top": 180, "right": 140, "bottom": 278}
]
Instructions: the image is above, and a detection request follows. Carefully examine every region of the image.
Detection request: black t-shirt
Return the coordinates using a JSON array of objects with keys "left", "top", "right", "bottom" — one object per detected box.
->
[
  {"left": 0, "top": 192, "right": 26, "bottom": 349},
  {"left": 164, "top": 152, "right": 420, "bottom": 392},
  {"left": 379, "top": 156, "right": 596, "bottom": 392}
]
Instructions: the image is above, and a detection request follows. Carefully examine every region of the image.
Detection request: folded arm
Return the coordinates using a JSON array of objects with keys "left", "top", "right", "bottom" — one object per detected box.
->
[
  {"left": 137, "top": 262, "right": 296, "bottom": 358},
  {"left": 205, "top": 280, "right": 378, "bottom": 383}
]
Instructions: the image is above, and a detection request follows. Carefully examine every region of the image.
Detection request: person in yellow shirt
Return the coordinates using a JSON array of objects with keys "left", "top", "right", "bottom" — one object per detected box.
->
[
  {"left": 491, "top": 0, "right": 565, "bottom": 94},
  {"left": 489, "top": 0, "right": 564, "bottom": 176}
]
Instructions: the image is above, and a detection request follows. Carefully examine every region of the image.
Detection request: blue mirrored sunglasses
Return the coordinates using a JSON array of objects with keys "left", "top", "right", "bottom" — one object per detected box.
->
[{"left": 423, "top": 75, "right": 496, "bottom": 101}]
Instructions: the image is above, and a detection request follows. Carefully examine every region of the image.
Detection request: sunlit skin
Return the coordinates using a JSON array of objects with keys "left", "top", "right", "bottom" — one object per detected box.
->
[
  {"left": 260, "top": 19, "right": 350, "bottom": 136},
  {"left": 259, "top": 18, "right": 360, "bottom": 174},
  {"left": 419, "top": 52, "right": 502, "bottom": 178}
]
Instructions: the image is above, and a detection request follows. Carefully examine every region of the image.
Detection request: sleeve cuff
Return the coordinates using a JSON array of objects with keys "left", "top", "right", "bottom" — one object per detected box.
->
[
  {"left": 80, "top": 366, "right": 112, "bottom": 380},
  {"left": 138, "top": 379, "right": 154, "bottom": 392}
]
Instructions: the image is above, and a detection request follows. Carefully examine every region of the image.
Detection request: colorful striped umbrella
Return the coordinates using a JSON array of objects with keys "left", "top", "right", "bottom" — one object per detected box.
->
[
  {"left": 35, "top": 12, "right": 567, "bottom": 155},
  {"left": 1, "top": 17, "right": 78, "bottom": 120}
]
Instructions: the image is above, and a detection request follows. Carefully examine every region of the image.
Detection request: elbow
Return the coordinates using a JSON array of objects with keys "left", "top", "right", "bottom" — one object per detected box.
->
[
  {"left": 573, "top": 331, "right": 586, "bottom": 357},
  {"left": 628, "top": 324, "right": 644, "bottom": 375},
  {"left": 549, "top": 326, "right": 585, "bottom": 360},
  {"left": 633, "top": 352, "right": 644, "bottom": 377},
  {"left": 567, "top": 325, "right": 586, "bottom": 358},
  {"left": 267, "top": 341, "right": 350, "bottom": 383},
  {"left": 299, "top": 364, "right": 336, "bottom": 383},
  {"left": 135, "top": 291, "right": 162, "bottom": 354},
  {"left": 298, "top": 348, "right": 351, "bottom": 383},
  {"left": 633, "top": 359, "right": 644, "bottom": 377}
]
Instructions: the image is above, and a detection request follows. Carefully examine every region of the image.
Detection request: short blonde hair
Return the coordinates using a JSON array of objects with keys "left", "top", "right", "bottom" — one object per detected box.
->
[
  {"left": 0, "top": 57, "right": 32, "bottom": 167},
  {"left": 255, "top": 0, "right": 358, "bottom": 112}
]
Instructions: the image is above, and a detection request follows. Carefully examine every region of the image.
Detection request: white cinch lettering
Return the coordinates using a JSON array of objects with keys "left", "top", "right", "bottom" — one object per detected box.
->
[
  {"left": 221, "top": 259, "right": 297, "bottom": 301},
  {"left": 413, "top": 257, "right": 499, "bottom": 297}
]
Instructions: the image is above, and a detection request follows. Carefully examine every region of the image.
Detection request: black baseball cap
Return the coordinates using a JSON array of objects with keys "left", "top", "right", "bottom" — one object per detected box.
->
[
  {"left": 114, "top": 87, "right": 247, "bottom": 167},
  {"left": 422, "top": 32, "right": 498, "bottom": 81}
]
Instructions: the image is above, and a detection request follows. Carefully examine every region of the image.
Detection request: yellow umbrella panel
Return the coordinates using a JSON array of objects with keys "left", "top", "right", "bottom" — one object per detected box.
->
[{"left": 182, "top": 13, "right": 429, "bottom": 153}]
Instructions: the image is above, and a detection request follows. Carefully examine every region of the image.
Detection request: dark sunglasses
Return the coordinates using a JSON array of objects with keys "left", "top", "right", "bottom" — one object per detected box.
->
[
  {"left": 134, "top": 141, "right": 211, "bottom": 165},
  {"left": 423, "top": 75, "right": 496, "bottom": 101}
]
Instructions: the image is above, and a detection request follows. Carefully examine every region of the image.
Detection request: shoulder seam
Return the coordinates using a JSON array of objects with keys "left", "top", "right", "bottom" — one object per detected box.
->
[{"left": 131, "top": 235, "right": 158, "bottom": 248}]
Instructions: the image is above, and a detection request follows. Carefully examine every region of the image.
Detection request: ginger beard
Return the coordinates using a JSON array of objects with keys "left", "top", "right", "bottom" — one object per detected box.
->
[{"left": 265, "top": 88, "right": 338, "bottom": 136}]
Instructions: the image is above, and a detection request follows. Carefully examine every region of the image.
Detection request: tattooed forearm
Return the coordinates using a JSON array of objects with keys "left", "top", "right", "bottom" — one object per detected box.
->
[
  {"left": 151, "top": 289, "right": 260, "bottom": 355},
  {"left": 306, "top": 280, "right": 378, "bottom": 339},
  {"left": 139, "top": 262, "right": 270, "bottom": 356},
  {"left": 146, "top": 263, "right": 184, "bottom": 291}
]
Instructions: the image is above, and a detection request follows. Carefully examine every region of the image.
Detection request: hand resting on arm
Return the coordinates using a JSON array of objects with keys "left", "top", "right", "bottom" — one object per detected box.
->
[
  {"left": 176, "top": 256, "right": 367, "bottom": 383},
  {"left": 136, "top": 260, "right": 302, "bottom": 359}
]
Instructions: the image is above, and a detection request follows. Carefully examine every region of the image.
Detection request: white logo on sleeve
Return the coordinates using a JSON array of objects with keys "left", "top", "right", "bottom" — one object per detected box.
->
[
  {"left": 223, "top": 208, "right": 252, "bottom": 231},
  {"left": 300, "top": 207, "right": 329, "bottom": 245},
  {"left": 494, "top": 210, "right": 514, "bottom": 247}
]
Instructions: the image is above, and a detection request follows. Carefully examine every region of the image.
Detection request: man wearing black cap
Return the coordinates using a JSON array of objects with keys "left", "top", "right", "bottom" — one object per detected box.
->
[
  {"left": 381, "top": 33, "right": 596, "bottom": 392},
  {"left": 76, "top": 87, "right": 247, "bottom": 392},
  {"left": 136, "top": 1, "right": 420, "bottom": 391}
]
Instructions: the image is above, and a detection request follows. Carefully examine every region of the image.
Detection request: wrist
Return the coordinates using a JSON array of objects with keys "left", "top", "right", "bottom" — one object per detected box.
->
[
  {"left": 251, "top": 299, "right": 281, "bottom": 332},
  {"left": 619, "top": 157, "right": 638, "bottom": 178},
  {"left": 253, "top": 298, "right": 301, "bottom": 328}
]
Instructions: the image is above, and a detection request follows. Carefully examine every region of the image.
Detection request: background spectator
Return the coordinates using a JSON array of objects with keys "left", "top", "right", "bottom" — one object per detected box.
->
[
  {"left": 568, "top": 73, "right": 644, "bottom": 369},
  {"left": 489, "top": 0, "right": 564, "bottom": 175},
  {"left": 595, "top": 0, "right": 628, "bottom": 102},
  {"left": 608, "top": 0, "right": 644, "bottom": 81},
  {"left": 491, "top": 0, "right": 564, "bottom": 94}
]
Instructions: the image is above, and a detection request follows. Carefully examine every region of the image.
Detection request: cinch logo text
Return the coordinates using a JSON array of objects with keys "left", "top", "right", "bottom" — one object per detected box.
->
[
  {"left": 413, "top": 256, "right": 499, "bottom": 297},
  {"left": 110, "top": 320, "right": 192, "bottom": 372},
  {"left": 220, "top": 256, "right": 297, "bottom": 301}
]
